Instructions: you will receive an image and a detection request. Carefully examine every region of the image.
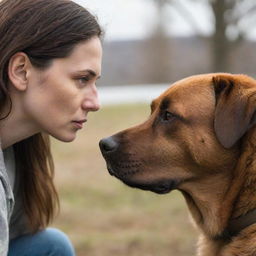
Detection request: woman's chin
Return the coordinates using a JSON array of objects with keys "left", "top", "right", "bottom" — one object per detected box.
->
[{"left": 52, "top": 132, "right": 77, "bottom": 143}]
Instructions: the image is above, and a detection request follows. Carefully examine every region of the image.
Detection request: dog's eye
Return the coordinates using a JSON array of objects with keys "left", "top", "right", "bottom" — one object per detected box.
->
[{"left": 162, "top": 111, "right": 177, "bottom": 122}]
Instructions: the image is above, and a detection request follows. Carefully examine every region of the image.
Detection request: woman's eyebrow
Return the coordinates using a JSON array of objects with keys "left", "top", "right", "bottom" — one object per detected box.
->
[{"left": 76, "top": 69, "right": 101, "bottom": 79}]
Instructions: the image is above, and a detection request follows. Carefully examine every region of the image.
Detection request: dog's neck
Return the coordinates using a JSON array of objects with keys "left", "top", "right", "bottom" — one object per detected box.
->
[
  {"left": 181, "top": 172, "right": 233, "bottom": 238},
  {"left": 217, "top": 127, "right": 256, "bottom": 240},
  {"left": 229, "top": 128, "right": 256, "bottom": 219},
  {"left": 181, "top": 127, "right": 256, "bottom": 240}
]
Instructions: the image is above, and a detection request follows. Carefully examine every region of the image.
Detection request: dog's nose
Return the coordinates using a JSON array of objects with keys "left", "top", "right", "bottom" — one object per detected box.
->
[{"left": 99, "top": 136, "right": 118, "bottom": 153}]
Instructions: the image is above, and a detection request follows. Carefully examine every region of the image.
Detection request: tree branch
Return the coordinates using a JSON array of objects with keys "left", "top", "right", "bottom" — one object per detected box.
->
[
  {"left": 168, "top": 0, "right": 205, "bottom": 35},
  {"left": 232, "top": 7, "right": 256, "bottom": 24}
]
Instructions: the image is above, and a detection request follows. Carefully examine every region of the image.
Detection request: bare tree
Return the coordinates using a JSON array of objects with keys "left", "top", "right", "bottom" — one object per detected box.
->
[
  {"left": 210, "top": 0, "right": 252, "bottom": 71},
  {"left": 153, "top": 0, "right": 256, "bottom": 72},
  {"left": 143, "top": 0, "right": 172, "bottom": 83}
]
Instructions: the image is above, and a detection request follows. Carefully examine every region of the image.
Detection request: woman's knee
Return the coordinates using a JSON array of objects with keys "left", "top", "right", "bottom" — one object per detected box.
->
[{"left": 9, "top": 228, "right": 75, "bottom": 256}]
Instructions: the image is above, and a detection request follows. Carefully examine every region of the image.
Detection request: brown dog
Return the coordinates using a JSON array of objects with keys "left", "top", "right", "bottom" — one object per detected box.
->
[{"left": 99, "top": 73, "right": 256, "bottom": 256}]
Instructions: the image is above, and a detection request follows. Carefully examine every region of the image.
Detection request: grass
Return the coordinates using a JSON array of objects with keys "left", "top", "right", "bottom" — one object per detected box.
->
[{"left": 51, "top": 103, "right": 198, "bottom": 256}]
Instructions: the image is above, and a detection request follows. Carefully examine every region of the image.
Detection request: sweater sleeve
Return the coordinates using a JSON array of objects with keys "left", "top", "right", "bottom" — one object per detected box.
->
[{"left": 0, "top": 179, "right": 9, "bottom": 256}]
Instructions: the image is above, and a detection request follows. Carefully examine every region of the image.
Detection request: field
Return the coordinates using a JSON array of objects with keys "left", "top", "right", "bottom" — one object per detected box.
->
[{"left": 51, "top": 103, "right": 198, "bottom": 256}]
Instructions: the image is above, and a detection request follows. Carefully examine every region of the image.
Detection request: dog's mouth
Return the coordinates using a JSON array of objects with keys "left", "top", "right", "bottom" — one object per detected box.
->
[
  {"left": 107, "top": 163, "right": 179, "bottom": 194},
  {"left": 122, "top": 178, "right": 179, "bottom": 194}
]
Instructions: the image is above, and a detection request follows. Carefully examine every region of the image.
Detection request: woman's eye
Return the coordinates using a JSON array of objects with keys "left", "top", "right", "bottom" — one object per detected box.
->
[
  {"left": 77, "top": 76, "right": 90, "bottom": 87},
  {"left": 162, "top": 111, "right": 177, "bottom": 122}
]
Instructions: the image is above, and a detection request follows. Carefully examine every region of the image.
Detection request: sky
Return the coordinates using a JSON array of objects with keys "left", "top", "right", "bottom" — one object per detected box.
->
[{"left": 73, "top": 0, "right": 214, "bottom": 41}]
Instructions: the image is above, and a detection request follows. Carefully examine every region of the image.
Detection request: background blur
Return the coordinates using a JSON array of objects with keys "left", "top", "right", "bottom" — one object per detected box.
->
[
  {"left": 77, "top": 0, "right": 256, "bottom": 86},
  {"left": 52, "top": 1, "right": 256, "bottom": 255}
]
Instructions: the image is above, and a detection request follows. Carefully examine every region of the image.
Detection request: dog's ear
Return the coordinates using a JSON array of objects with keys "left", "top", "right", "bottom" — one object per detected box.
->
[{"left": 213, "top": 75, "right": 256, "bottom": 149}]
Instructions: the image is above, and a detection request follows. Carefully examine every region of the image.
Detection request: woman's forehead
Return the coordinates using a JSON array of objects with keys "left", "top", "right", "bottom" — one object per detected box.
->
[{"left": 50, "top": 37, "right": 102, "bottom": 76}]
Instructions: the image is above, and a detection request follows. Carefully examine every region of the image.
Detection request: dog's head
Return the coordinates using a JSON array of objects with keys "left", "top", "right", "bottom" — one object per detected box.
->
[{"left": 99, "top": 73, "right": 256, "bottom": 194}]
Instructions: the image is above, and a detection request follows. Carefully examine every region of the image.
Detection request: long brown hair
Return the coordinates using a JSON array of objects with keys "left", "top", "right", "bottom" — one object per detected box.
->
[{"left": 0, "top": 0, "right": 102, "bottom": 232}]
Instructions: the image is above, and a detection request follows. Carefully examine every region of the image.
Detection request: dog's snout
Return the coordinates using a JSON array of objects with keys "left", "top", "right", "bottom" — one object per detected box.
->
[{"left": 99, "top": 136, "right": 118, "bottom": 153}]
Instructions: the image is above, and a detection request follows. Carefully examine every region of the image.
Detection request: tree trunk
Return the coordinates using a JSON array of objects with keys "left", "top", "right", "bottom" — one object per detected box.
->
[
  {"left": 144, "top": 0, "right": 172, "bottom": 83},
  {"left": 211, "top": 0, "right": 231, "bottom": 72}
]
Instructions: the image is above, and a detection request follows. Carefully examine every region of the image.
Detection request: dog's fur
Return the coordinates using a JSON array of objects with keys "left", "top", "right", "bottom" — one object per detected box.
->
[{"left": 100, "top": 73, "right": 256, "bottom": 256}]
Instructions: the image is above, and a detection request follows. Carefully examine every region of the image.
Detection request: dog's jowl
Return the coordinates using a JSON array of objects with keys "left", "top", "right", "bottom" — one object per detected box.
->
[{"left": 99, "top": 73, "right": 256, "bottom": 256}]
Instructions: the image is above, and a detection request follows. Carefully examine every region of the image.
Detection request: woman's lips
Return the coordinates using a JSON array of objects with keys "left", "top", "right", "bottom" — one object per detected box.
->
[{"left": 72, "top": 119, "right": 87, "bottom": 129}]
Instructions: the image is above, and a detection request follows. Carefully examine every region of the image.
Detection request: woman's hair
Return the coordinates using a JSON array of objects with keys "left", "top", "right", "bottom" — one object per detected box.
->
[{"left": 0, "top": 0, "right": 102, "bottom": 232}]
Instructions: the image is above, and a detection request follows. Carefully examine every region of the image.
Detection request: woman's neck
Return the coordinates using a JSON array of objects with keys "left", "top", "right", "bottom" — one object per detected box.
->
[{"left": 0, "top": 97, "right": 39, "bottom": 149}]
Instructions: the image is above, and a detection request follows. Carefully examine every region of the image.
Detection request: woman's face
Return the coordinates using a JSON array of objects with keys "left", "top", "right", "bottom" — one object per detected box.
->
[{"left": 23, "top": 37, "right": 102, "bottom": 142}]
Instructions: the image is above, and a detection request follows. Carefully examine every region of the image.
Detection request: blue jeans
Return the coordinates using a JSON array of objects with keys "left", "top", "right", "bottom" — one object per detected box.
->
[{"left": 8, "top": 228, "right": 76, "bottom": 256}]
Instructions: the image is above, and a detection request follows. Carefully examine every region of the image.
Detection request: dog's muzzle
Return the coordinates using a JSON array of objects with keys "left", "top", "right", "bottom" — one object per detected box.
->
[
  {"left": 99, "top": 136, "right": 179, "bottom": 194},
  {"left": 99, "top": 136, "right": 119, "bottom": 175}
]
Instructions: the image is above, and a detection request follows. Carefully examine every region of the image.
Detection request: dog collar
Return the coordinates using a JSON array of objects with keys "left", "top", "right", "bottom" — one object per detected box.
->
[{"left": 226, "top": 208, "right": 256, "bottom": 238}]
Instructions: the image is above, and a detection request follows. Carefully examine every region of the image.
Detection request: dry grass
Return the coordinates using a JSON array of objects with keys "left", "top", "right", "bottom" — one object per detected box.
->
[{"left": 51, "top": 103, "right": 198, "bottom": 256}]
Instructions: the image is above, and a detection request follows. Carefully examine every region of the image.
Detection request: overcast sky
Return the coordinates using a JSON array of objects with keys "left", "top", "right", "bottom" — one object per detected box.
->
[{"left": 73, "top": 0, "right": 214, "bottom": 41}]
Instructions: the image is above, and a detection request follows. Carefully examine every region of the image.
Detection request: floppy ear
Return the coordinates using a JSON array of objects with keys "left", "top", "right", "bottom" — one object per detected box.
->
[{"left": 213, "top": 75, "right": 256, "bottom": 149}]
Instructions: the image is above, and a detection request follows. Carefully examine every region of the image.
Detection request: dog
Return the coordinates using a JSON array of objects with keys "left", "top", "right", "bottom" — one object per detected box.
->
[{"left": 99, "top": 73, "right": 256, "bottom": 256}]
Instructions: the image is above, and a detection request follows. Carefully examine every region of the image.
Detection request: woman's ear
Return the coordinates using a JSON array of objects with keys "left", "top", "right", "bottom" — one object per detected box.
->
[{"left": 8, "top": 52, "right": 31, "bottom": 91}]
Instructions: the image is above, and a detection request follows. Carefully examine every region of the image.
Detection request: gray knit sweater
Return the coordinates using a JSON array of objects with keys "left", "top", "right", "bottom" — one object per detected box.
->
[
  {"left": 0, "top": 147, "right": 15, "bottom": 256},
  {"left": 0, "top": 147, "right": 29, "bottom": 256}
]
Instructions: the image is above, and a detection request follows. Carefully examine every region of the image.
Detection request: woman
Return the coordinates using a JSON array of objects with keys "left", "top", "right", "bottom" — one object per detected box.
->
[{"left": 0, "top": 0, "right": 103, "bottom": 255}]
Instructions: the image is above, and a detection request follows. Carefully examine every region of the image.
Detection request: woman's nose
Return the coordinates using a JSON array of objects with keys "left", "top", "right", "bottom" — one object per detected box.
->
[{"left": 82, "top": 86, "right": 101, "bottom": 112}]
